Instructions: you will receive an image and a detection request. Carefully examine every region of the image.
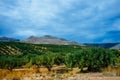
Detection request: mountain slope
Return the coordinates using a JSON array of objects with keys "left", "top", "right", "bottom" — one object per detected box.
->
[
  {"left": 22, "top": 35, "right": 81, "bottom": 45},
  {"left": 84, "top": 43, "right": 119, "bottom": 49},
  {"left": 0, "top": 37, "right": 19, "bottom": 42},
  {"left": 110, "top": 44, "right": 120, "bottom": 50}
]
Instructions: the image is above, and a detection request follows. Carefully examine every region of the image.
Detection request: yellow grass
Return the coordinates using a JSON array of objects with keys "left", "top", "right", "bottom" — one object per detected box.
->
[
  {"left": 102, "top": 66, "right": 120, "bottom": 76},
  {"left": 0, "top": 65, "right": 120, "bottom": 80}
]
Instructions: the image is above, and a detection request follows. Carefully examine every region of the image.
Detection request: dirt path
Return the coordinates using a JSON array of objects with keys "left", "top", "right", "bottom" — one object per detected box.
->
[{"left": 64, "top": 74, "right": 120, "bottom": 80}]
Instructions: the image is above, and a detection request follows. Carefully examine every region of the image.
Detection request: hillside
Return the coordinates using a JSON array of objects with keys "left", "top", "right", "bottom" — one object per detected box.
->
[
  {"left": 22, "top": 35, "right": 81, "bottom": 45},
  {"left": 110, "top": 44, "right": 120, "bottom": 50},
  {"left": 0, "top": 36, "right": 119, "bottom": 50},
  {"left": 0, "top": 37, "right": 19, "bottom": 42},
  {"left": 0, "top": 42, "right": 82, "bottom": 55},
  {"left": 84, "top": 43, "right": 120, "bottom": 49}
]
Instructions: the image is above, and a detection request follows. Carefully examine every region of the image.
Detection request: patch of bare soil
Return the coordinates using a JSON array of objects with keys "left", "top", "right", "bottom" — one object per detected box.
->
[{"left": 64, "top": 73, "right": 120, "bottom": 80}]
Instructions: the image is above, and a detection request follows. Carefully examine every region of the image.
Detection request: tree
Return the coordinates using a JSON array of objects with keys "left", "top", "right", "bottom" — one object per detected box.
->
[
  {"left": 64, "top": 53, "right": 77, "bottom": 71},
  {"left": 40, "top": 53, "right": 55, "bottom": 71}
]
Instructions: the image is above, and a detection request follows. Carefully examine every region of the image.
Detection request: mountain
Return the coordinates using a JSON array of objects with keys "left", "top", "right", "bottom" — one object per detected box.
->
[
  {"left": 110, "top": 44, "right": 120, "bottom": 50},
  {"left": 22, "top": 35, "right": 81, "bottom": 45},
  {"left": 84, "top": 43, "right": 120, "bottom": 49},
  {"left": 0, "top": 37, "right": 20, "bottom": 42}
]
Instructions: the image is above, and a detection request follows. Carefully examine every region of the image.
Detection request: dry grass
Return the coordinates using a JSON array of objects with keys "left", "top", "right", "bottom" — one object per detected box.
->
[
  {"left": 0, "top": 65, "right": 120, "bottom": 80},
  {"left": 102, "top": 66, "right": 120, "bottom": 76},
  {"left": 0, "top": 66, "right": 78, "bottom": 80},
  {"left": 1, "top": 69, "right": 23, "bottom": 80},
  {"left": 0, "top": 68, "right": 39, "bottom": 80}
]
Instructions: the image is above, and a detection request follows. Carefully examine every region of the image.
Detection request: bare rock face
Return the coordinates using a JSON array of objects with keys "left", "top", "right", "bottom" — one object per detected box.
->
[
  {"left": 22, "top": 35, "right": 80, "bottom": 45},
  {"left": 0, "top": 37, "right": 20, "bottom": 42}
]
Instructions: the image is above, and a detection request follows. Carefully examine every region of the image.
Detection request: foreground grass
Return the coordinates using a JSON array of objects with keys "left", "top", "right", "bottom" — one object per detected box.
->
[{"left": 0, "top": 65, "right": 120, "bottom": 80}]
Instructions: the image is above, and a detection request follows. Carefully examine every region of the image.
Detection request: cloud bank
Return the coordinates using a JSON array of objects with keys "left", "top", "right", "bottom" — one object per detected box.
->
[{"left": 0, "top": 0, "right": 120, "bottom": 42}]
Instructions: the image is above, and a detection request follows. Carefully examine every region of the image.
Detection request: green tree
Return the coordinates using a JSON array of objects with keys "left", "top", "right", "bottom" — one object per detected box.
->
[{"left": 40, "top": 53, "right": 55, "bottom": 71}]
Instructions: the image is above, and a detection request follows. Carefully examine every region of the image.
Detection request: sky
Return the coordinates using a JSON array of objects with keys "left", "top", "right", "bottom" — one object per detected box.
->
[{"left": 0, "top": 0, "right": 120, "bottom": 43}]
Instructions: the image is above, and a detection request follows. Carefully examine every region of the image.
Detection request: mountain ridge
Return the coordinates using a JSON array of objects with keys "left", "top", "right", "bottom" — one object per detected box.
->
[
  {"left": 22, "top": 35, "right": 82, "bottom": 45},
  {"left": 84, "top": 43, "right": 120, "bottom": 50},
  {"left": 0, "top": 37, "right": 20, "bottom": 42},
  {"left": 0, "top": 36, "right": 120, "bottom": 49}
]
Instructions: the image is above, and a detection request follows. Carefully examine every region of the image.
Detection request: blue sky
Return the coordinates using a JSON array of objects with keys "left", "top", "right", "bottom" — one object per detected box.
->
[{"left": 0, "top": 0, "right": 120, "bottom": 43}]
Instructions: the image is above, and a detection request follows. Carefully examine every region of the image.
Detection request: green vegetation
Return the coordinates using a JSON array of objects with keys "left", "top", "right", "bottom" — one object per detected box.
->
[
  {"left": 65, "top": 48, "right": 117, "bottom": 72},
  {"left": 0, "top": 42, "right": 120, "bottom": 72},
  {"left": 0, "top": 42, "right": 82, "bottom": 55}
]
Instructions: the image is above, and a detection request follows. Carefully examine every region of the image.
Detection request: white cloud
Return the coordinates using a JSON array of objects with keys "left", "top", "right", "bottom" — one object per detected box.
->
[
  {"left": 1, "top": 0, "right": 79, "bottom": 26},
  {"left": 16, "top": 30, "right": 37, "bottom": 36}
]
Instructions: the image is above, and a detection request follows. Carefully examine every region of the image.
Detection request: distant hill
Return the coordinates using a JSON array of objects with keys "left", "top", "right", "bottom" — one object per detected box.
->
[
  {"left": 84, "top": 43, "right": 120, "bottom": 49},
  {"left": 0, "top": 37, "right": 19, "bottom": 42},
  {"left": 22, "top": 35, "right": 82, "bottom": 45},
  {"left": 110, "top": 44, "right": 120, "bottom": 50},
  {"left": 0, "top": 36, "right": 119, "bottom": 49}
]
